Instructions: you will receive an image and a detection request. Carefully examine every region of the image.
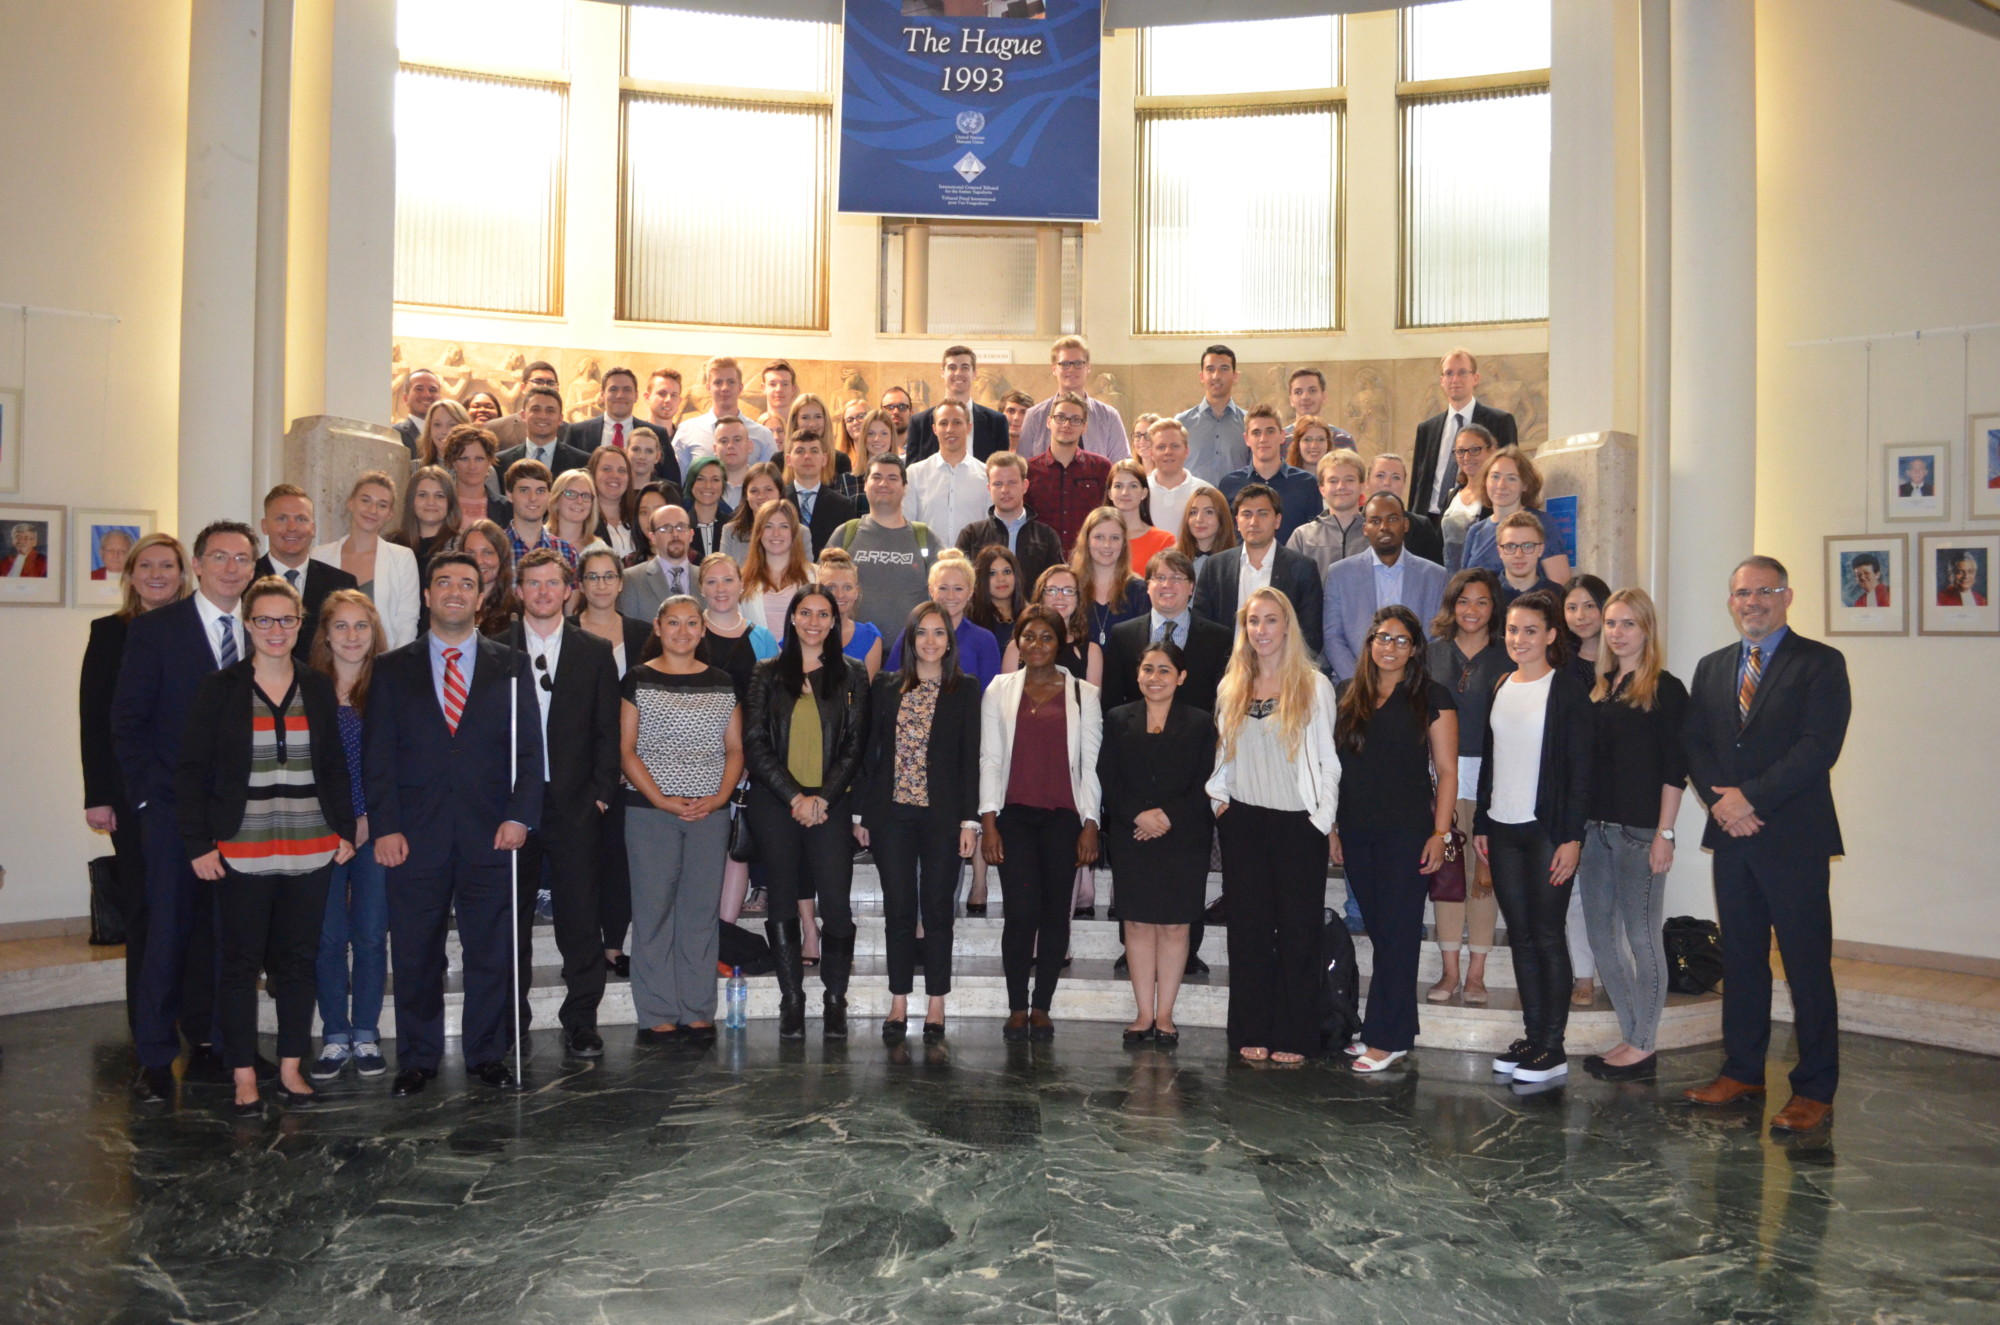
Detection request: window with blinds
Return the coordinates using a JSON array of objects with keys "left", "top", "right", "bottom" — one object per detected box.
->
[
  {"left": 1135, "top": 17, "right": 1343, "bottom": 335},
  {"left": 878, "top": 224, "right": 1081, "bottom": 337},
  {"left": 619, "top": 9, "right": 834, "bottom": 330},
  {"left": 392, "top": 0, "right": 567, "bottom": 316},
  {"left": 1399, "top": 0, "right": 1551, "bottom": 328}
]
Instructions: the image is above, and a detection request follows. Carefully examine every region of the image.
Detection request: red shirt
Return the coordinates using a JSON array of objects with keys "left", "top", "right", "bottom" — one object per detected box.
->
[
  {"left": 1004, "top": 688, "right": 1075, "bottom": 811},
  {"left": 1026, "top": 448, "right": 1111, "bottom": 554}
]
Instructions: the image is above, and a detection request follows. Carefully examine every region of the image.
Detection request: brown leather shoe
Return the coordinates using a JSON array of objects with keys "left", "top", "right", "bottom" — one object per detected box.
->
[
  {"left": 1770, "top": 1095, "right": 1833, "bottom": 1133},
  {"left": 1683, "top": 1075, "right": 1767, "bottom": 1106}
]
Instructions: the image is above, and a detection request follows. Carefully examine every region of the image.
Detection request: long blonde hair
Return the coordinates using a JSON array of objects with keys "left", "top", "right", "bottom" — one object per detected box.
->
[
  {"left": 1215, "top": 587, "right": 1321, "bottom": 761},
  {"left": 545, "top": 468, "right": 601, "bottom": 545},
  {"left": 116, "top": 532, "right": 191, "bottom": 620},
  {"left": 1593, "top": 587, "right": 1666, "bottom": 710},
  {"left": 1069, "top": 506, "right": 1139, "bottom": 608}
]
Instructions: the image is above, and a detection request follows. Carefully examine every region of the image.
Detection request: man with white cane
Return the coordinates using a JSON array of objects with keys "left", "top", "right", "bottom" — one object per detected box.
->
[{"left": 366, "top": 552, "right": 544, "bottom": 1097}]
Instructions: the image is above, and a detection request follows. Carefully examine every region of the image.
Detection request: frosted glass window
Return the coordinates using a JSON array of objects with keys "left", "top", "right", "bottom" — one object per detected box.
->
[
  {"left": 1402, "top": 88, "right": 1550, "bottom": 326},
  {"left": 398, "top": 0, "right": 566, "bottom": 71},
  {"left": 879, "top": 228, "right": 1081, "bottom": 337},
  {"left": 1139, "top": 107, "right": 1340, "bottom": 334},
  {"left": 1141, "top": 18, "right": 1340, "bottom": 96},
  {"left": 394, "top": 69, "right": 564, "bottom": 314},
  {"left": 626, "top": 7, "right": 834, "bottom": 93},
  {"left": 622, "top": 96, "right": 828, "bottom": 328},
  {"left": 1404, "top": 0, "right": 1551, "bottom": 82}
]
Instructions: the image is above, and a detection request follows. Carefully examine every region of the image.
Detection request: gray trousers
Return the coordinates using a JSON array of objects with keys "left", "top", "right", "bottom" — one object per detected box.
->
[
  {"left": 1579, "top": 821, "right": 1669, "bottom": 1052},
  {"left": 625, "top": 804, "right": 730, "bottom": 1027}
]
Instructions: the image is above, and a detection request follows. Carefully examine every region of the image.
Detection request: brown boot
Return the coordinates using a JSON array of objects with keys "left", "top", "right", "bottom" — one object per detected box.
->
[
  {"left": 1770, "top": 1096, "right": 1833, "bottom": 1132},
  {"left": 1684, "top": 1075, "right": 1766, "bottom": 1106}
]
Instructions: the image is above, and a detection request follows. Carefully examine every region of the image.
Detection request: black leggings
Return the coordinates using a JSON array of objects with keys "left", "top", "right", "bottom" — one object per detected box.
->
[
  {"left": 996, "top": 805, "right": 1081, "bottom": 1011},
  {"left": 217, "top": 864, "right": 332, "bottom": 1066},
  {"left": 746, "top": 785, "right": 856, "bottom": 984},
  {"left": 870, "top": 808, "right": 962, "bottom": 997},
  {"left": 1485, "top": 818, "right": 1574, "bottom": 1050}
]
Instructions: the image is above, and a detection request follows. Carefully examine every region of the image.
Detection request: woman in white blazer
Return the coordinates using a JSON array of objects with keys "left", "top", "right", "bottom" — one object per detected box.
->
[
  {"left": 1205, "top": 586, "right": 1341, "bottom": 1065},
  {"left": 313, "top": 471, "right": 421, "bottom": 650},
  {"left": 979, "top": 605, "right": 1102, "bottom": 1044}
]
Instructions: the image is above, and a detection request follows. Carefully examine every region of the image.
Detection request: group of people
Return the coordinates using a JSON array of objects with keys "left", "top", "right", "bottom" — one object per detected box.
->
[{"left": 76, "top": 337, "right": 1851, "bottom": 1134}]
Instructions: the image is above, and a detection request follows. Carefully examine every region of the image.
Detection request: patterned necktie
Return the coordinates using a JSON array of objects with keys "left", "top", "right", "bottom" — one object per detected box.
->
[
  {"left": 667, "top": 565, "right": 683, "bottom": 596},
  {"left": 442, "top": 647, "right": 467, "bottom": 734},
  {"left": 612, "top": 421, "right": 624, "bottom": 449},
  {"left": 1737, "top": 644, "right": 1762, "bottom": 726},
  {"left": 800, "top": 490, "right": 815, "bottom": 523},
  {"left": 216, "top": 617, "right": 238, "bottom": 667}
]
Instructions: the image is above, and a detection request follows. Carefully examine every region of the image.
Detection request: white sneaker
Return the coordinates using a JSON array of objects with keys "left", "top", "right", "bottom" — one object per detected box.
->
[
  {"left": 351, "top": 1041, "right": 388, "bottom": 1078},
  {"left": 309, "top": 1042, "right": 352, "bottom": 1081}
]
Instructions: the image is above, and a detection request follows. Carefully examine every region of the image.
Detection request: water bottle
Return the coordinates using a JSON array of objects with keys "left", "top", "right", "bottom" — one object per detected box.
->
[{"left": 724, "top": 966, "right": 749, "bottom": 1030}]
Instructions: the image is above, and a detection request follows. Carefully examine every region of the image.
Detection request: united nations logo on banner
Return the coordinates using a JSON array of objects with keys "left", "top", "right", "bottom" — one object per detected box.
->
[{"left": 955, "top": 111, "right": 986, "bottom": 137}]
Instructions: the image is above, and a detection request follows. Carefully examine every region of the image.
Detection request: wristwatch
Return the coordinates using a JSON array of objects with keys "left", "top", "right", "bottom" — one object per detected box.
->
[{"left": 1657, "top": 828, "right": 1676, "bottom": 842}]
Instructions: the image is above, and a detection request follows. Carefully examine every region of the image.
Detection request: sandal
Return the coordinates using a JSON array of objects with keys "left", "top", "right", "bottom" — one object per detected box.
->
[
  {"left": 1238, "top": 1046, "right": 1270, "bottom": 1062},
  {"left": 1271, "top": 1051, "right": 1305, "bottom": 1065}
]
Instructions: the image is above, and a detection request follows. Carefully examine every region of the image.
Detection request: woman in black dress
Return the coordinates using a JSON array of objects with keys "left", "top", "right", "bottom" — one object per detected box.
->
[{"left": 1096, "top": 640, "right": 1216, "bottom": 1048}]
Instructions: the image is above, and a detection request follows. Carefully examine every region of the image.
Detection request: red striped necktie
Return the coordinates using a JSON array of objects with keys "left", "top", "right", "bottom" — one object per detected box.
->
[{"left": 443, "top": 647, "right": 467, "bottom": 734}]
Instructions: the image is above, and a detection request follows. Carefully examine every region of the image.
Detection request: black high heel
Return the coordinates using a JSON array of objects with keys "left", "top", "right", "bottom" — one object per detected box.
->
[
  {"left": 922, "top": 1021, "right": 945, "bottom": 1043},
  {"left": 963, "top": 901, "right": 987, "bottom": 917},
  {"left": 882, "top": 1019, "right": 908, "bottom": 1043},
  {"left": 1123, "top": 1023, "right": 1156, "bottom": 1047}
]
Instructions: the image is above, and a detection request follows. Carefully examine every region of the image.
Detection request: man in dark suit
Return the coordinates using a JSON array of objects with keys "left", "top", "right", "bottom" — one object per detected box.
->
[
  {"left": 484, "top": 360, "right": 574, "bottom": 454},
  {"left": 567, "top": 365, "right": 646, "bottom": 454},
  {"left": 255, "top": 484, "right": 357, "bottom": 660},
  {"left": 510, "top": 551, "right": 622, "bottom": 1058},
  {"left": 111, "top": 520, "right": 260, "bottom": 1105},
  {"left": 782, "top": 430, "right": 857, "bottom": 553},
  {"left": 1683, "top": 555, "right": 1851, "bottom": 1134},
  {"left": 1896, "top": 456, "right": 1934, "bottom": 498},
  {"left": 1410, "top": 349, "right": 1519, "bottom": 520},
  {"left": 903, "top": 345, "right": 1010, "bottom": 466},
  {"left": 496, "top": 385, "right": 591, "bottom": 487},
  {"left": 366, "top": 552, "right": 543, "bottom": 1097},
  {"left": 393, "top": 368, "right": 443, "bottom": 457},
  {"left": 1194, "top": 484, "right": 1324, "bottom": 662},
  {"left": 956, "top": 452, "right": 1065, "bottom": 590}
]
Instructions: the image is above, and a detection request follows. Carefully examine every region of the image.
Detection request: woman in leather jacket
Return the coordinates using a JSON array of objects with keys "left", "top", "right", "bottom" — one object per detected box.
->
[{"left": 743, "top": 585, "right": 872, "bottom": 1040}]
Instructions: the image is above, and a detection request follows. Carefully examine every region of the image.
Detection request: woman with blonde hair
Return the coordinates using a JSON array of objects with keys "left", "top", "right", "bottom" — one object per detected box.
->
[
  {"left": 817, "top": 547, "right": 884, "bottom": 678},
  {"left": 1577, "top": 587, "right": 1688, "bottom": 1081},
  {"left": 693, "top": 551, "right": 779, "bottom": 926},
  {"left": 738, "top": 498, "right": 816, "bottom": 637},
  {"left": 839, "top": 407, "right": 900, "bottom": 510},
  {"left": 416, "top": 398, "right": 471, "bottom": 465},
  {"left": 313, "top": 470, "right": 420, "bottom": 647},
  {"left": 546, "top": 468, "right": 604, "bottom": 555},
  {"left": 1070, "top": 505, "right": 1148, "bottom": 651},
  {"left": 787, "top": 393, "right": 832, "bottom": 453},
  {"left": 1206, "top": 587, "right": 1342, "bottom": 1064},
  {"left": 885, "top": 549, "right": 1002, "bottom": 687}
]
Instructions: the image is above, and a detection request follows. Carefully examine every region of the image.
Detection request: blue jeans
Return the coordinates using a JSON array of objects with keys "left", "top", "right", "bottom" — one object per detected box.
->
[{"left": 315, "top": 847, "right": 388, "bottom": 1044}]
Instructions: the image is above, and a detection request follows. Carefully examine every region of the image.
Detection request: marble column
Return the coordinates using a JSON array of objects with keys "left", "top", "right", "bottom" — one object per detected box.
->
[
  {"left": 319, "top": 0, "right": 396, "bottom": 424},
  {"left": 1547, "top": 0, "right": 1623, "bottom": 440},
  {"left": 252, "top": 0, "right": 294, "bottom": 505},
  {"left": 1665, "top": 0, "right": 1757, "bottom": 916}
]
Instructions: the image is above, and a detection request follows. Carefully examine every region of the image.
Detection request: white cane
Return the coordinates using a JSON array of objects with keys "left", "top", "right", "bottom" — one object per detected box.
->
[{"left": 509, "top": 615, "right": 524, "bottom": 1088}]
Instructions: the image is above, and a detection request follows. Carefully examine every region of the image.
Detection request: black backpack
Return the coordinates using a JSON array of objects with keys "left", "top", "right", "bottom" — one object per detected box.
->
[
  {"left": 718, "top": 920, "right": 775, "bottom": 976},
  {"left": 1663, "top": 916, "right": 1725, "bottom": 995},
  {"left": 1319, "top": 907, "right": 1363, "bottom": 1052}
]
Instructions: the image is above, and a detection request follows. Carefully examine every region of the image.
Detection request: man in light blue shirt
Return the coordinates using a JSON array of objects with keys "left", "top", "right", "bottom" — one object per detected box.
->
[{"left": 1175, "top": 344, "right": 1249, "bottom": 487}]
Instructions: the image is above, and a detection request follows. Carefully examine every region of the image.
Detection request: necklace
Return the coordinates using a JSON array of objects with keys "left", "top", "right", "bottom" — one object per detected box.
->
[{"left": 705, "top": 608, "right": 746, "bottom": 633}]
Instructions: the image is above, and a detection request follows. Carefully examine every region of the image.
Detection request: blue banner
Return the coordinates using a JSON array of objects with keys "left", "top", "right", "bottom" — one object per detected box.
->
[
  {"left": 838, "top": 0, "right": 1100, "bottom": 222},
  {"left": 1543, "top": 494, "right": 1579, "bottom": 566}
]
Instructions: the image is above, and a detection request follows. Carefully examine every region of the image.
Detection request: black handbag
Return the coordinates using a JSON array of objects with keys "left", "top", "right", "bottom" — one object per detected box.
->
[
  {"left": 727, "top": 787, "right": 757, "bottom": 864},
  {"left": 88, "top": 855, "right": 127, "bottom": 946},
  {"left": 1663, "top": 916, "right": 1725, "bottom": 994}
]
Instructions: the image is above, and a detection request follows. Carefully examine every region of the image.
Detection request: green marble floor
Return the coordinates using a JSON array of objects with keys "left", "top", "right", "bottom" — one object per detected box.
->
[{"left": 0, "top": 1003, "right": 1994, "bottom": 1323}]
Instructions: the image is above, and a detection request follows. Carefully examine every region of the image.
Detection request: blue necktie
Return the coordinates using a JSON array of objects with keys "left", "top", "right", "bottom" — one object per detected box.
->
[
  {"left": 800, "top": 490, "right": 815, "bottom": 523},
  {"left": 217, "top": 617, "right": 239, "bottom": 667}
]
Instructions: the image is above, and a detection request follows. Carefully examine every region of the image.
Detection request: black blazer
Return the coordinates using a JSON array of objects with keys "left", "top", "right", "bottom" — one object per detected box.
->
[
  {"left": 690, "top": 507, "right": 734, "bottom": 563},
  {"left": 855, "top": 672, "right": 981, "bottom": 827},
  {"left": 955, "top": 510, "right": 1067, "bottom": 594},
  {"left": 1684, "top": 632, "right": 1849, "bottom": 856},
  {"left": 1193, "top": 545, "right": 1325, "bottom": 662},
  {"left": 1412, "top": 403, "right": 1519, "bottom": 517},
  {"left": 255, "top": 555, "right": 358, "bottom": 661},
  {"left": 786, "top": 483, "right": 858, "bottom": 554},
  {"left": 1404, "top": 512, "right": 1445, "bottom": 566},
  {"left": 363, "top": 633, "right": 544, "bottom": 869},
  {"left": 1099, "top": 613, "right": 1232, "bottom": 716},
  {"left": 904, "top": 400, "right": 1009, "bottom": 466},
  {"left": 568, "top": 415, "right": 652, "bottom": 455},
  {"left": 497, "top": 439, "right": 594, "bottom": 482},
  {"left": 173, "top": 661, "right": 357, "bottom": 860},
  {"left": 1475, "top": 669, "right": 1595, "bottom": 847},
  {"left": 395, "top": 416, "right": 422, "bottom": 458},
  {"left": 112, "top": 596, "right": 224, "bottom": 810},
  {"left": 1096, "top": 701, "right": 1217, "bottom": 838},
  {"left": 742, "top": 656, "right": 872, "bottom": 803},
  {"left": 505, "top": 624, "right": 621, "bottom": 836},
  {"left": 80, "top": 613, "right": 132, "bottom": 810}
]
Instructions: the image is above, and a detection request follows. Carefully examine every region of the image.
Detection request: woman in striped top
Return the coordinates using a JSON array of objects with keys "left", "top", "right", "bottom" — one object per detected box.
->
[{"left": 177, "top": 577, "right": 356, "bottom": 1117}]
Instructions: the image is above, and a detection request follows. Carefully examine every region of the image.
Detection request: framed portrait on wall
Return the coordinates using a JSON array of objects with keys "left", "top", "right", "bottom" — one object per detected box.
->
[
  {"left": 1969, "top": 414, "right": 2000, "bottom": 520},
  {"left": 0, "top": 502, "right": 65, "bottom": 606},
  {"left": 71, "top": 508, "right": 154, "bottom": 609},
  {"left": 1918, "top": 531, "right": 2000, "bottom": 636},
  {"left": 0, "top": 388, "right": 20, "bottom": 493},
  {"left": 1882, "top": 442, "right": 1947, "bottom": 523},
  {"left": 1823, "top": 534, "right": 1907, "bottom": 636}
]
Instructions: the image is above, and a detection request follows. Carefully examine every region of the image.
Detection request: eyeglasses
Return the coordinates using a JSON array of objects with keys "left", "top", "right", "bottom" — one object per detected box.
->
[
  {"left": 558, "top": 490, "right": 594, "bottom": 503},
  {"left": 1370, "top": 632, "right": 1414, "bottom": 649},
  {"left": 1497, "top": 541, "right": 1543, "bottom": 554},
  {"left": 1441, "top": 368, "right": 1476, "bottom": 379},
  {"left": 1043, "top": 586, "right": 1079, "bottom": 598},
  {"left": 1051, "top": 413, "right": 1087, "bottom": 426},
  {"left": 582, "top": 571, "right": 621, "bottom": 585},
  {"left": 652, "top": 522, "right": 691, "bottom": 535},
  {"left": 1148, "top": 573, "right": 1190, "bottom": 586},
  {"left": 1453, "top": 445, "right": 1490, "bottom": 462},
  {"left": 1055, "top": 359, "right": 1089, "bottom": 370},
  {"left": 1729, "top": 586, "right": 1787, "bottom": 601},
  {"left": 204, "top": 552, "right": 255, "bottom": 568},
  {"left": 883, "top": 402, "right": 911, "bottom": 413},
  {"left": 248, "top": 615, "right": 302, "bottom": 630}
]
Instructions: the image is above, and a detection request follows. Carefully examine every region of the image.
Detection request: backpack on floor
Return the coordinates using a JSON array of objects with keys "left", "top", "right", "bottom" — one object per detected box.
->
[
  {"left": 718, "top": 920, "right": 775, "bottom": 976},
  {"left": 1319, "top": 907, "right": 1363, "bottom": 1053},
  {"left": 1663, "top": 916, "right": 1725, "bottom": 995}
]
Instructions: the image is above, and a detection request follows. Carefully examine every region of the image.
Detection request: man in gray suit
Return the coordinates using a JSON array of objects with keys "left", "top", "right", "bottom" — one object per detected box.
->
[
  {"left": 617, "top": 503, "right": 697, "bottom": 622},
  {"left": 1322, "top": 493, "right": 1447, "bottom": 681}
]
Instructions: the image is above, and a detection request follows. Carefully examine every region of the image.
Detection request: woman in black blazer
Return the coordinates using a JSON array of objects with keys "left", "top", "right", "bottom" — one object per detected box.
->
[
  {"left": 742, "top": 586, "right": 871, "bottom": 1041},
  {"left": 1095, "top": 640, "right": 1216, "bottom": 1048},
  {"left": 78, "top": 532, "right": 191, "bottom": 1034},
  {"left": 1474, "top": 589, "right": 1594, "bottom": 1086},
  {"left": 176, "top": 577, "right": 357, "bottom": 1116},
  {"left": 855, "top": 601, "right": 981, "bottom": 1044}
]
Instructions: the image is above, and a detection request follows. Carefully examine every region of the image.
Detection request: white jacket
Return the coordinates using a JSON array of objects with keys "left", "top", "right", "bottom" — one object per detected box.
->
[
  {"left": 313, "top": 537, "right": 421, "bottom": 650},
  {"left": 978, "top": 668, "right": 1103, "bottom": 825},
  {"left": 1205, "top": 671, "right": 1342, "bottom": 834}
]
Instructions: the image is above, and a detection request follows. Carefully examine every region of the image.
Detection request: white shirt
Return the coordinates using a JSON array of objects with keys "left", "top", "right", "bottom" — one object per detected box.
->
[
  {"left": 672, "top": 411, "right": 779, "bottom": 473},
  {"left": 194, "top": 591, "right": 245, "bottom": 667},
  {"left": 266, "top": 554, "right": 313, "bottom": 592},
  {"left": 1487, "top": 669, "right": 1553, "bottom": 824},
  {"left": 1147, "top": 470, "right": 1209, "bottom": 544},
  {"left": 1237, "top": 543, "right": 1275, "bottom": 613},
  {"left": 904, "top": 449, "right": 989, "bottom": 546},
  {"left": 1432, "top": 399, "right": 1477, "bottom": 513},
  {"left": 522, "top": 618, "right": 564, "bottom": 781},
  {"left": 522, "top": 433, "right": 565, "bottom": 469},
  {"left": 597, "top": 413, "right": 638, "bottom": 450}
]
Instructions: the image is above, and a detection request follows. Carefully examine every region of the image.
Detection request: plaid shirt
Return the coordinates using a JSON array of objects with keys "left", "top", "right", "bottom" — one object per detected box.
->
[
  {"left": 506, "top": 525, "right": 580, "bottom": 567},
  {"left": 1026, "top": 448, "right": 1111, "bottom": 555}
]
